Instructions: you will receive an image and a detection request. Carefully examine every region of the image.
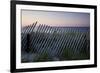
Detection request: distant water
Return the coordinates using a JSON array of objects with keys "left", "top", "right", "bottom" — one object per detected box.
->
[
  {"left": 65, "top": 27, "right": 90, "bottom": 32},
  {"left": 52, "top": 27, "right": 90, "bottom": 32}
]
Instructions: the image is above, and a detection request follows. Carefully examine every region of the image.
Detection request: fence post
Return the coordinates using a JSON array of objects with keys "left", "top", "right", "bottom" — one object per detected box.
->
[{"left": 25, "top": 34, "right": 30, "bottom": 53}]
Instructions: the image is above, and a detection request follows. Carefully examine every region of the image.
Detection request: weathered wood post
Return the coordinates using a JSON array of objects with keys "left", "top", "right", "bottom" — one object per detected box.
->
[{"left": 25, "top": 34, "right": 30, "bottom": 53}]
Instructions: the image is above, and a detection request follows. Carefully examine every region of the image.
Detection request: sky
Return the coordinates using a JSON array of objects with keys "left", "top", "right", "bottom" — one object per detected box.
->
[{"left": 21, "top": 10, "right": 90, "bottom": 27}]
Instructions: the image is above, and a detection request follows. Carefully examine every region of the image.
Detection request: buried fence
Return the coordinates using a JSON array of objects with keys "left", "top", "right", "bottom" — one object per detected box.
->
[{"left": 21, "top": 22, "right": 90, "bottom": 62}]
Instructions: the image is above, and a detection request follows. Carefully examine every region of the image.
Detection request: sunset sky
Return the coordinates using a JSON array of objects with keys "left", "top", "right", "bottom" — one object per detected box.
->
[{"left": 21, "top": 10, "right": 90, "bottom": 27}]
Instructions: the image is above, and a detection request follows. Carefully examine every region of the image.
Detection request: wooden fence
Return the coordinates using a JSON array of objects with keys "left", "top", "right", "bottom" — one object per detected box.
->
[{"left": 21, "top": 22, "right": 90, "bottom": 62}]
